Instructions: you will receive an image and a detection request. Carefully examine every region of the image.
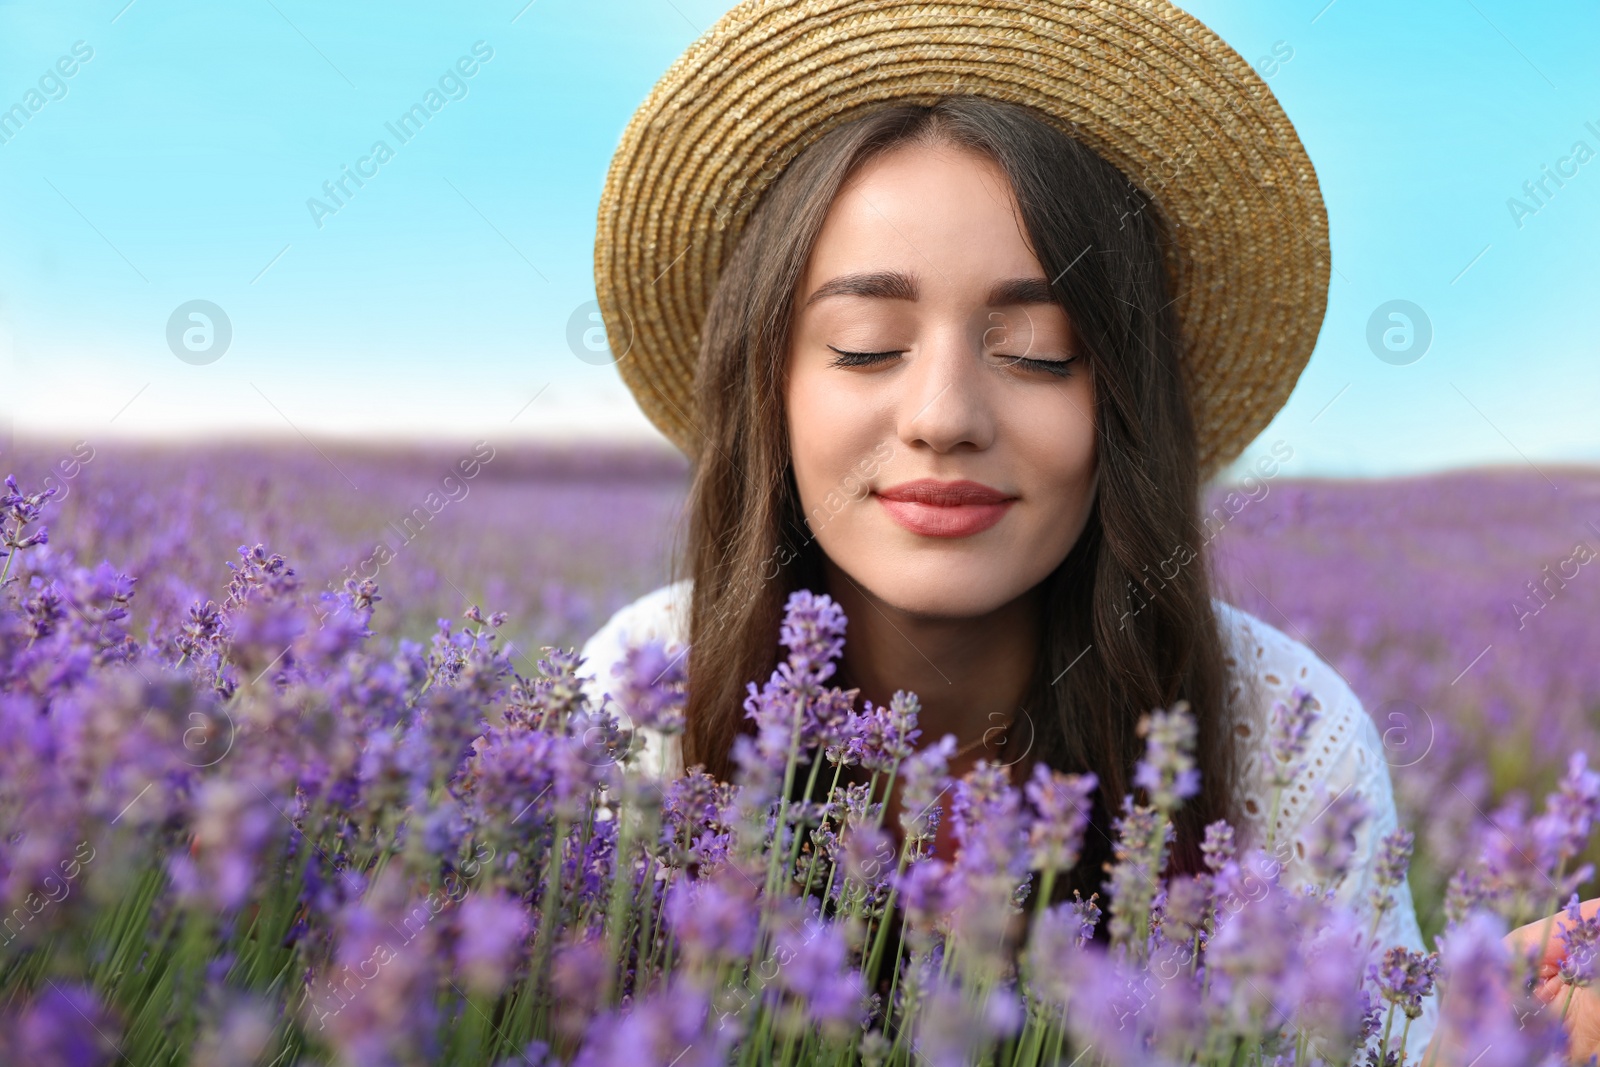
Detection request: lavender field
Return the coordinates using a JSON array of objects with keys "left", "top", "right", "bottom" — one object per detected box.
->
[
  {"left": 10, "top": 439, "right": 1600, "bottom": 941},
  {"left": 4, "top": 437, "right": 1600, "bottom": 1065}
]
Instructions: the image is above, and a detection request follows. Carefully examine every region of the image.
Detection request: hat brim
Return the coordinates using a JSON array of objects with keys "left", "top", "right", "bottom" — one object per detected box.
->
[{"left": 595, "top": 0, "right": 1330, "bottom": 482}]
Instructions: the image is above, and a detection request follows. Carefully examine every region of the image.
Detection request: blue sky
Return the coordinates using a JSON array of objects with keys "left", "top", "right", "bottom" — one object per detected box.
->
[{"left": 0, "top": 0, "right": 1596, "bottom": 480}]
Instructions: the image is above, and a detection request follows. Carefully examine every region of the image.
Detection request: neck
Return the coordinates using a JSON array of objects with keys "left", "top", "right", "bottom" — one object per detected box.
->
[{"left": 821, "top": 557, "right": 1043, "bottom": 750}]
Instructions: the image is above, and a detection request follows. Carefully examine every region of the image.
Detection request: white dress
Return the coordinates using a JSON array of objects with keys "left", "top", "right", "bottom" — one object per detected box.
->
[{"left": 576, "top": 579, "right": 1439, "bottom": 1061}]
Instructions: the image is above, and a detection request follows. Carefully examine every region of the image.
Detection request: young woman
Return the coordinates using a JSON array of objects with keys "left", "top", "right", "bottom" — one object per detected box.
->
[
  {"left": 577, "top": 2, "right": 1598, "bottom": 1061},
  {"left": 582, "top": 91, "right": 1437, "bottom": 1051}
]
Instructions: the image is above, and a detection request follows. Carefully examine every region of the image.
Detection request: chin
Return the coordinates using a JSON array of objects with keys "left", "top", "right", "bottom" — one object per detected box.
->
[{"left": 839, "top": 548, "right": 1048, "bottom": 621}]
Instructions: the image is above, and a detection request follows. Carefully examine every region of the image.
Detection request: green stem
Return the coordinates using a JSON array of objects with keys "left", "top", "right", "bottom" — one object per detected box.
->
[{"left": 784, "top": 755, "right": 826, "bottom": 883}]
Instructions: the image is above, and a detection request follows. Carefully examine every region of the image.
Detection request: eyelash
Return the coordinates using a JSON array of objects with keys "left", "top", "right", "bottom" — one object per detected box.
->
[{"left": 826, "top": 346, "right": 1078, "bottom": 377}]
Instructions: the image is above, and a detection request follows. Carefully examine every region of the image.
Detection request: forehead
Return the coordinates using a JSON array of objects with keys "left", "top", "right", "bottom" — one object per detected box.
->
[{"left": 798, "top": 140, "right": 1048, "bottom": 300}]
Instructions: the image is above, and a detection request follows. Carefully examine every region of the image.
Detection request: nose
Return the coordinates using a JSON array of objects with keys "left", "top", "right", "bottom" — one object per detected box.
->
[{"left": 898, "top": 326, "right": 995, "bottom": 454}]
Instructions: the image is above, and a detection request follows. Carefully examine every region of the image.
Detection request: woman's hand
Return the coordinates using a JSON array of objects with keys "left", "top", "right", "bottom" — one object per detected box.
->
[
  {"left": 1418, "top": 898, "right": 1600, "bottom": 1066},
  {"left": 1503, "top": 896, "right": 1600, "bottom": 1061}
]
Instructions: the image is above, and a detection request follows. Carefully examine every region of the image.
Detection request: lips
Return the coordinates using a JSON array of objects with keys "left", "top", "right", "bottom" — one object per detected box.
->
[{"left": 874, "top": 479, "right": 1017, "bottom": 538}]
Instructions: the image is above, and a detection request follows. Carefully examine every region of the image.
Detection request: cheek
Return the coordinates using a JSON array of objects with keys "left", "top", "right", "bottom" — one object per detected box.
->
[
  {"left": 1013, "top": 381, "right": 1097, "bottom": 537},
  {"left": 785, "top": 362, "right": 886, "bottom": 530}
]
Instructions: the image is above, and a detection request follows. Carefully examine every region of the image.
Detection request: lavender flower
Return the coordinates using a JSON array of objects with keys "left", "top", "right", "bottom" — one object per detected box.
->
[
  {"left": 1265, "top": 685, "right": 1318, "bottom": 787},
  {"left": 771, "top": 912, "right": 867, "bottom": 1030},
  {"left": 572, "top": 981, "right": 735, "bottom": 1067},
  {"left": 896, "top": 857, "right": 956, "bottom": 934},
  {"left": 607, "top": 637, "right": 687, "bottom": 735},
  {"left": 663, "top": 871, "right": 759, "bottom": 965},
  {"left": 777, "top": 589, "right": 848, "bottom": 680},
  {"left": 910, "top": 976, "right": 1021, "bottom": 1067},
  {"left": 0, "top": 475, "right": 57, "bottom": 581},
  {"left": 1543, "top": 750, "right": 1600, "bottom": 866},
  {"left": 1557, "top": 892, "right": 1600, "bottom": 986},
  {"left": 1201, "top": 819, "right": 1236, "bottom": 872},
  {"left": 949, "top": 759, "right": 1029, "bottom": 883},
  {"left": 0, "top": 981, "right": 120, "bottom": 1067},
  {"left": 190, "top": 996, "right": 277, "bottom": 1067},
  {"left": 1024, "top": 763, "right": 1098, "bottom": 872},
  {"left": 454, "top": 889, "right": 530, "bottom": 996},
  {"left": 898, "top": 735, "right": 955, "bottom": 847},
  {"left": 848, "top": 689, "right": 922, "bottom": 772},
  {"left": 1369, "top": 945, "right": 1439, "bottom": 1020},
  {"left": 1302, "top": 785, "right": 1371, "bottom": 888},
  {"left": 550, "top": 934, "right": 612, "bottom": 1042},
  {"left": 1368, "top": 827, "right": 1415, "bottom": 920},
  {"left": 1432, "top": 910, "right": 1569, "bottom": 1067},
  {"left": 166, "top": 777, "right": 282, "bottom": 913},
  {"left": 1134, "top": 703, "right": 1201, "bottom": 811}
]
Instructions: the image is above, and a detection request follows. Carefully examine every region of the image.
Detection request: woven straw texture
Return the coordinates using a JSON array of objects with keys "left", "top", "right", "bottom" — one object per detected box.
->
[{"left": 594, "top": 0, "right": 1330, "bottom": 481}]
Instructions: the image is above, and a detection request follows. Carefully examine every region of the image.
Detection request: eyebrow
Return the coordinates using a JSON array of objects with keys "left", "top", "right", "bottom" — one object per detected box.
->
[{"left": 801, "top": 270, "right": 1056, "bottom": 308}]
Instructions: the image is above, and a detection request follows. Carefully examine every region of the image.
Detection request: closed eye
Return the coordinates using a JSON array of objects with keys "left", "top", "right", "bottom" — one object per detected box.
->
[
  {"left": 826, "top": 346, "right": 1079, "bottom": 378},
  {"left": 826, "top": 345, "right": 902, "bottom": 368},
  {"left": 994, "top": 354, "right": 1079, "bottom": 378}
]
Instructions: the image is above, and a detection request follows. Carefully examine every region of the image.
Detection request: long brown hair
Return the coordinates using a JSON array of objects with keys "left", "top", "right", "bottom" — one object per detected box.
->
[{"left": 675, "top": 95, "right": 1239, "bottom": 904}]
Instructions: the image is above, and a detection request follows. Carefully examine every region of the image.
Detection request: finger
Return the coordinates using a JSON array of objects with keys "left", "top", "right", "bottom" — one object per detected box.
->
[{"left": 1505, "top": 897, "right": 1600, "bottom": 960}]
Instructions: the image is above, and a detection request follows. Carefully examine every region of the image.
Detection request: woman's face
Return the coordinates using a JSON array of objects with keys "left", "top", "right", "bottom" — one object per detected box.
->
[{"left": 785, "top": 139, "right": 1099, "bottom": 620}]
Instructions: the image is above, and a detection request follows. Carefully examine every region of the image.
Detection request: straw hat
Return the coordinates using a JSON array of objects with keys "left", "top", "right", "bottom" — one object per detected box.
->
[{"left": 594, "top": 0, "right": 1329, "bottom": 482}]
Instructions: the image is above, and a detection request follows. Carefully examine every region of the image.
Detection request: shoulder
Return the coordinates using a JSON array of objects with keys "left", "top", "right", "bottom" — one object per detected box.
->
[
  {"left": 576, "top": 578, "right": 692, "bottom": 694},
  {"left": 1210, "top": 597, "right": 1392, "bottom": 849},
  {"left": 576, "top": 579, "right": 692, "bottom": 782}
]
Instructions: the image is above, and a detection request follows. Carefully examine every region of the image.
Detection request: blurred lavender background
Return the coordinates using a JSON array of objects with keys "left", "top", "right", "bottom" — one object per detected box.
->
[{"left": 7, "top": 438, "right": 1600, "bottom": 941}]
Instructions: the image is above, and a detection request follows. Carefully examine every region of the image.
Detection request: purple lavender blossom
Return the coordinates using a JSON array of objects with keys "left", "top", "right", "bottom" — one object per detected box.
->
[
  {"left": 0, "top": 475, "right": 57, "bottom": 578},
  {"left": 312, "top": 868, "right": 442, "bottom": 1066},
  {"left": 1557, "top": 892, "right": 1600, "bottom": 986},
  {"left": 1265, "top": 686, "right": 1318, "bottom": 787},
  {"left": 897, "top": 734, "right": 955, "bottom": 847},
  {"left": 607, "top": 637, "right": 687, "bottom": 735},
  {"left": 1432, "top": 910, "right": 1569, "bottom": 1067},
  {"left": 777, "top": 589, "right": 848, "bottom": 680},
  {"left": 1201, "top": 819, "right": 1236, "bottom": 872},
  {"left": 1024, "top": 763, "right": 1098, "bottom": 872},
  {"left": 949, "top": 759, "right": 1029, "bottom": 882},
  {"left": 571, "top": 981, "right": 735, "bottom": 1067},
  {"left": 844, "top": 689, "right": 921, "bottom": 772},
  {"left": 896, "top": 857, "right": 956, "bottom": 934},
  {"left": 0, "top": 981, "right": 120, "bottom": 1067},
  {"left": 454, "top": 889, "right": 530, "bottom": 996},
  {"left": 1302, "top": 786, "right": 1371, "bottom": 888},
  {"left": 551, "top": 934, "right": 612, "bottom": 1042},
  {"left": 1133, "top": 703, "right": 1201, "bottom": 811},
  {"left": 166, "top": 777, "right": 282, "bottom": 913},
  {"left": 910, "top": 976, "right": 1022, "bottom": 1067},
  {"left": 1544, "top": 750, "right": 1600, "bottom": 866},
  {"left": 663, "top": 871, "right": 759, "bottom": 964},
  {"left": 771, "top": 912, "right": 867, "bottom": 1028},
  {"left": 1368, "top": 827, "right": 1415, "bottom": 919},
  {"left": 1369, "top": 945, "right": 1440, "bottom": 1020}
]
